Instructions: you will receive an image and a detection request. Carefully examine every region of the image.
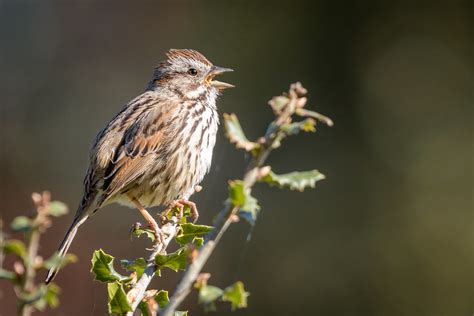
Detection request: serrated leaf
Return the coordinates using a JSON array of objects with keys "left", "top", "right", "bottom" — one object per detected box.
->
[
  {"left": 198, "top": 284, "right": 223, "bottom": 312},
  {"left": 222, "top": 281, "right": 249, "bottom": 311},
  {"left": 223, "top": 113, "right": 259, "bottom": 152},
  {"left": 120, "top": 257, "right": 147, "bottom": 279},
  {"left": 228, "top": 180, "right": 260, "bottom": 225},
  {"left": 107, "top": 281, "right": 132, "bottom": 314},
  {"left": 10, "top": 216, "right": 32, "bottom": 233},
  {"left": 155, "top": 290, "right": 169, "bottom": 308},
  {"left": 261, "top": 170, "right": 325, "bottom": 191},
  {"left": 155, "top": 248, "right": 187, "bottom": 272},
  {"left": 0, "top": 268, "right": 15, "bottom": 280},
  {"left": 43, "top": 253, "right": 77, "bottom": 270},
  {"left": 175, "top": 223, "right": 213, "bottom": 245},
  {"left": 48, "top": 201, "right": 68, "bottom": 217},
  {"left": 90, "top": 249, "right": 128, "bottom": 283},
  {"left": 2, "top": 239, "right": 27, "bottom": 258}
]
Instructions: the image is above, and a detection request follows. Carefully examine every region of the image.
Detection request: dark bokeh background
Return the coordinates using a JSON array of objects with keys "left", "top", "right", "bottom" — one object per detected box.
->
[{"left": 1, "top": 1, "right": 472, "bottom": 315}]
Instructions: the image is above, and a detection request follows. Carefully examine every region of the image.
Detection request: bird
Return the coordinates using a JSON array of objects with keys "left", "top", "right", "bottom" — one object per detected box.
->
[{"left": 45, "top": 49, "right": 233, "bottom": 284}]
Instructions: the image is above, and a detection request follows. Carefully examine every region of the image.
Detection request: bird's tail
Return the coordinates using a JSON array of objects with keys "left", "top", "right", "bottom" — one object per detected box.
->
[{"left": 45, "top": 210, "right": 90, "bottom": 284}]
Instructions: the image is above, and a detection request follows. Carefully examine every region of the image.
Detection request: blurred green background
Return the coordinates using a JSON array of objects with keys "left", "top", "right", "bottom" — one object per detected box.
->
[{"left": 0, "top": 1, "right": 472, "bottom": 315}]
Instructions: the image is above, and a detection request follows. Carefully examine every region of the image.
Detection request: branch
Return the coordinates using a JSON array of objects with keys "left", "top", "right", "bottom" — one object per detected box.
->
[
  {"left": 125, "top": 217, "right": 179, "bottom": 314},
  {"left": 162, "top": 82, "right": 314, "bottom": 316}
]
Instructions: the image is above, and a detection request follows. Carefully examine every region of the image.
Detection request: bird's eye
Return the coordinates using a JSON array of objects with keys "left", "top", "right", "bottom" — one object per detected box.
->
[{"left": 187, "top": 68, "right": 198, "bottom": 76}]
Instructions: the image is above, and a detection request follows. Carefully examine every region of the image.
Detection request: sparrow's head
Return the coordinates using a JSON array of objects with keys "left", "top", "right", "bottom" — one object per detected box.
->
[{"left": 149, "top": 49, "right": 233, "bottom": 97}]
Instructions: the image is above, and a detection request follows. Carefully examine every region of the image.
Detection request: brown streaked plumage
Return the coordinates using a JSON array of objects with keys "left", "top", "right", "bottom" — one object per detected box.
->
[{"left": 45, "top": 49, "right": 233, "bottom": 284}]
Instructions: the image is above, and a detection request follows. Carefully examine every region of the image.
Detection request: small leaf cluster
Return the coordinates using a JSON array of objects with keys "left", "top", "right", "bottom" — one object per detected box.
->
[
  {"left": 91, "top": 214, "right": 212, "bottom": 315},
  {"left": 223, "top": 82, "right": 331, "bottom": 224},
  {"left": 0, "top": 191, "right": 76, "bottom": 314},
  {"left": 195, "top": 273, "right": 249, "bottom": 312}
]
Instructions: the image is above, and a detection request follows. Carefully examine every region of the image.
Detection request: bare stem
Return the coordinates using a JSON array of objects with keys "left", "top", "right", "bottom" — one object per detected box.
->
[{"left": 18, "top": 207, "right": 47, "bottom": 316}]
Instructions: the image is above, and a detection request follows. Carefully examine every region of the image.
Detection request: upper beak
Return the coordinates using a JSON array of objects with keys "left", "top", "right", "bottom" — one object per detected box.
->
[{"left": 207, "top": 66, "right": 234, "bottom": 90}]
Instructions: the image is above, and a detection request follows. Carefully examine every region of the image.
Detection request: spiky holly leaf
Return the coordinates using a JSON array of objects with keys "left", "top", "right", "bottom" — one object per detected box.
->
[
  {"left": 120, "top": 257, "right": 147, "bottom": 279},
  {"left": 10, "top": 216, "right": 32, "bottom": 233},
  {"left": 228, "top": 180, "right": 260, "bottom": 225},
  {"left": 2, "top": 239, "right": 27, "bottom": 258},
  {"left": 223, "top": 113, "right": 259, "bottom": 152},
  {"left": 175, "top": 223, "right": 213, "bottom": 245},
  {"left": 107, "top": 282, "right": 132, "bottom": 314},
  {"left": 90, "top": 249, "right": 128, "bottom": 283},
  {"left": 222, "top": 281, "right": 249, "bottom": 311},
  {"left": 155, "top": 248, "right": 187, "bottom": 272},
  {"left": 261, "top": 170, "right": 325, "bottom": 192},
  {"left": 198, "top": 284, "right": 224, "bottom": 312}
]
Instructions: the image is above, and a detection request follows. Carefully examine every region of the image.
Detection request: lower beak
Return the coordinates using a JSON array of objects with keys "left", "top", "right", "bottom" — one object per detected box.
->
[{"left": 207, "top": 66, "right": 234, "bottom": 90}]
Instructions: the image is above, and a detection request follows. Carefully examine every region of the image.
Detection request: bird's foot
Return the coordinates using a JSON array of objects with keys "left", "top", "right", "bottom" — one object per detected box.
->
[{"left": 161, "top": 199, "right": 199, "bottom": 224}]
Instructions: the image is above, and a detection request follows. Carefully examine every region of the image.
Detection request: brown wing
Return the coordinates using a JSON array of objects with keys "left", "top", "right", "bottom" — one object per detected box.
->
[{"left": 100, "top": 97, "right": 185, "bottom": 199}]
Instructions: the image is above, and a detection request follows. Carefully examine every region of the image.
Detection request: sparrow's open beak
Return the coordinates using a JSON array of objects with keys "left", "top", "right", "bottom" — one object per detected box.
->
[{"left": 206, "top": 66, "right": 234, "bottom": 90}]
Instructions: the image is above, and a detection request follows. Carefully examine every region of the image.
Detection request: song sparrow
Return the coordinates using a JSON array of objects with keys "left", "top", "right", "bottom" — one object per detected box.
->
[{"left": 45, "top": 49, "right": 233, "bottom": 283}]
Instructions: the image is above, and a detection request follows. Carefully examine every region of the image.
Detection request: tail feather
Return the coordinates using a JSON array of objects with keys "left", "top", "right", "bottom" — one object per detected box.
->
[{"left": 45, "top": 214, "right": 89, "bottom": 284}]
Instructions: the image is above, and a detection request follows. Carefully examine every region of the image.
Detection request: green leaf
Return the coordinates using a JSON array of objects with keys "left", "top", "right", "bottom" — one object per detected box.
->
[
  {"left": 222, "top": 281, "right": 249, "bottom": 311},
  {"left": 107, "top": 281, "right": 132, "bottom": 315},
  {"left": 281, "top": 118, "right": 316, "bottom": 135},
  {"left": 48, "top": 201, "right": 68, "bottom": 217},
  {"left": 228, "top": 180, "right": 260, "bottom": 225},
  {"left": 155, "top": 290, "right": 169, "bottom": 308},
  {"left": 2, "top": 239, "right": 27, "bottom": 258},
  {"left": 138, "top": 302, "right": 150, "bottom": 316},
  {"left": 261, "top": 170, "right": 325, "bottom": 192},
  {"left": 44, "top": 283, "right": 61, "bottom": 309},
  {"left": 228, "top": 180, "right": 246, "bottom": 206},
  {"left": 10, "top": 216, "right": 33, "bottom": 233},
  {"left": 43, "top": 253, "right": 77, "bottom": 270},
  {"left": 120, "top": 257, "right": 147, "bottom": 279},
  {"left": 90, "top": 249, "right": 128, "bottom": 283},
  {"left": 155, "top": 248, "right": 187, "bottom": 272},
  {"left": 175, "top": 223, "right": 212, "bottom": 245},
  {"left": 0, "top": 268, "right": 15, "bottom": 280},
  {"left": 223, "top": 113, "right": 259, "bottom": 152},
  {"left": 131, "top": 226, "right": 156, "bottom": 242},
  {"left": 175, "top": 312, "right": 188, "bottom": 316},
  {"left": 198, "top": 284, "right": 223, "bottom": 312},
  {"left": 192, "top": 237, "right": 204, "bottom": 248}
]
